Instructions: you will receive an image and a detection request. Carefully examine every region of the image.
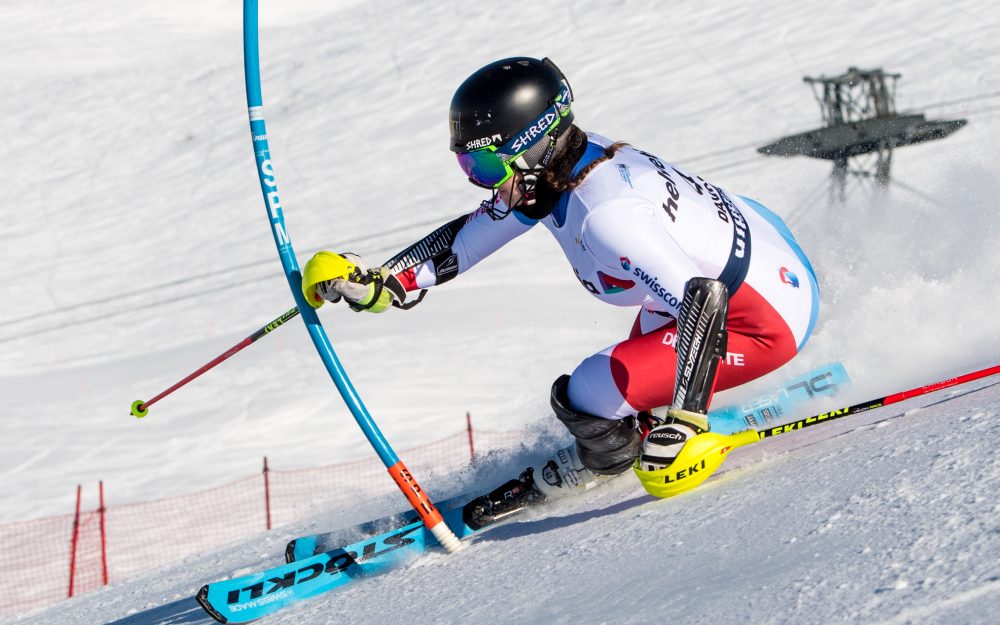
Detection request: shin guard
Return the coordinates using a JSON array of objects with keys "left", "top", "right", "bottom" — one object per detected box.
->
[{"left": 672, "top": 278, "right": 729, "bottom": 414}]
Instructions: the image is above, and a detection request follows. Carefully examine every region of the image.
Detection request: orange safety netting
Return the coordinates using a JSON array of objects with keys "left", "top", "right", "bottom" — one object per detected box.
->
[{"left": 0, "top": 429, "right": 520, "bottom": 619}]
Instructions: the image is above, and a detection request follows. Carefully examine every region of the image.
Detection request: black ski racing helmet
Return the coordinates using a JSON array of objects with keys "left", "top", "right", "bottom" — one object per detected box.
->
[{"left": 449, "top": 57, "right": 574, "bottom": 192}]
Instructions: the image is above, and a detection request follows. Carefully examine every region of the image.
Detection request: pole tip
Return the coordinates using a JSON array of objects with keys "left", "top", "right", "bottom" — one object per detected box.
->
[{"left": 131, "top": 400, "right": 149, "bottom": 418}]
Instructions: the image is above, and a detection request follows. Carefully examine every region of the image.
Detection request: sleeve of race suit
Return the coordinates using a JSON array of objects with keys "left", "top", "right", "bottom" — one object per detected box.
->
[{"left": 388, "top": 204, "right": 538, "bottom": 291}]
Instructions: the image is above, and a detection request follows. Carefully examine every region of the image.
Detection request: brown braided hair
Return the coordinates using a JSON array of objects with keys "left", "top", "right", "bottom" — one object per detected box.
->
[{"left": 542, "top": 125, "right": 630, "bottom": 192}]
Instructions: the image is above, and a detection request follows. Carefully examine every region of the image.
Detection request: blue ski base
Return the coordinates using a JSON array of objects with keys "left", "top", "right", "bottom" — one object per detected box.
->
[{"left": 197, "top": 502, "right": 477, "bottom": 623}]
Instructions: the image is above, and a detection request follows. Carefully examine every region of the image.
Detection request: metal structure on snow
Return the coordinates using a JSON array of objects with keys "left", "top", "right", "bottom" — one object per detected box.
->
[{"left": 758, "top": 67, "right": 966, "bottom": 205}]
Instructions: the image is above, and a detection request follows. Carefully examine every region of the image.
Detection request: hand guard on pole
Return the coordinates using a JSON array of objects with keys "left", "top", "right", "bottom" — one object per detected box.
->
[{"left": 302, "top": 251, "right": 408, "bottom": 313}]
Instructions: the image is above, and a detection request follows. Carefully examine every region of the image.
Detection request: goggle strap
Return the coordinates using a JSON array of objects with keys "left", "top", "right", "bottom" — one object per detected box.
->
[
  {"left": 542, "top": 57, "right": 573, "bottom": 102},
  {"left": 539, "top": 136, "right": 558, "bottom": 169}
]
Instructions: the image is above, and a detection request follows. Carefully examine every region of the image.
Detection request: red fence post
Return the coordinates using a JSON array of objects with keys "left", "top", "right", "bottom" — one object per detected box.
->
[
  {"left": 466, "top": 412, "right": 476, "bottom": 464},
  {"left": 99, "top": 481, "right": 108, "bottom": 586},
  {"left": 68, "top": 485, "right": 82, "bottom": 598},
  {"left": 263, "top": 457, "right": 272, "bottom": 531}
]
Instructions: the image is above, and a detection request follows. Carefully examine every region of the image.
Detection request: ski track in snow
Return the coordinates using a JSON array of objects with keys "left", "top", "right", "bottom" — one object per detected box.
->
[{"left": 1, "top": 0, "right": 999, "bottom": 622}]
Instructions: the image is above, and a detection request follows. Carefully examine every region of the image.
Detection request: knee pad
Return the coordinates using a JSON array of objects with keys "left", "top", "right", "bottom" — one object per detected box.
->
[{"left": 551, "top": 375, "right": 640, "bottom": 475}]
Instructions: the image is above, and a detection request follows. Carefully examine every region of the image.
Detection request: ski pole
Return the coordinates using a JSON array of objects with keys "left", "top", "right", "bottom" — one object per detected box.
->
[
  {"left": 130, "top": 307, "right": 299, "bottom": 418},
  {"left": 242, "top": 0, "right": 462, "bottom": 553},
  {"left": 639, "top": 362, "right": 1000, "bottom": 497},
  {"left": 753, "top": 361, "right": 1000, "bottom": 440}
]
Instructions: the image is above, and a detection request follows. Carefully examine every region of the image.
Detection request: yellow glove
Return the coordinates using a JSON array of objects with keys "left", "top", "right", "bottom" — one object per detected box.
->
[{"left": 301, "top": 252, "right": 405, "bottom": 313}]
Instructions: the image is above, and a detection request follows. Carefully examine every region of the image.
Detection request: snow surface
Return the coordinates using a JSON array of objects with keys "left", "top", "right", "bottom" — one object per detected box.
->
[{"left": 1, "top": 0, "right": 999, "bottom": 622}]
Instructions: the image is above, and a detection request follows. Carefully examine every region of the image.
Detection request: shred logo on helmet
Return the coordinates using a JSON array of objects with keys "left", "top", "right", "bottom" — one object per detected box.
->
[{"left": 466, "top": 133, "right": 503, "bottom": 151}]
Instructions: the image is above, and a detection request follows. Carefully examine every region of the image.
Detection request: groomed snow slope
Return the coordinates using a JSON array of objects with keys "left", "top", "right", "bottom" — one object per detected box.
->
[
  {"left": 1, "top": 0, "right": 998, "bottom": 622},
  {"left": 14, "top": 380, "right": 1000, "bottom": 625}
]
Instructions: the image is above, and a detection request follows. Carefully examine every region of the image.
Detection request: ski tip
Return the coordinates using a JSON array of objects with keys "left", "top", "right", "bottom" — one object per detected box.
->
[
  {"left": 195, "top": 584, "right": 228, "bottom": 624},
  {"left": 130, "top": 399, "right": 148, "bottom": 419}
]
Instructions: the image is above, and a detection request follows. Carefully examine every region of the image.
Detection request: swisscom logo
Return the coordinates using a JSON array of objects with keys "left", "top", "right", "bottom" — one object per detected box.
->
[{"left": 620, "top": 257, "right": 631, "bottom": 270}]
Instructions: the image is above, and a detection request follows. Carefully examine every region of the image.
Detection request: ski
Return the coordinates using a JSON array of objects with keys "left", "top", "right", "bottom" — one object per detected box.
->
[
  {"left": 710, "top": 361, "right": 851, "bottom": 434},
  {"left": 197, "top": 496, "right": 489, "bottom": 623},
  {"left": 283, "top": 361, "right": 851, "bottom": 563}
]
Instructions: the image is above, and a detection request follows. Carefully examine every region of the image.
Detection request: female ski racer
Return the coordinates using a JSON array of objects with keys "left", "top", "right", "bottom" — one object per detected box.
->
[{"left": 302, "top": 57, "right": 818, "bottom": 514}]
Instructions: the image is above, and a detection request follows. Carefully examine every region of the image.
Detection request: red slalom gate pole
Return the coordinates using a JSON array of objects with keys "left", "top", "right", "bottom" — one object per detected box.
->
[
  {"left": 67, "top": 485, "right": 81, "bottom": 598},
  {"left": 130, "top": 307, "right": 300, "bottom": 418},
  {"left": 466, "top": 411, "right": 476, "bottom": 464},
  {"left": 99, "top": 481, "right": 108, "bottom": 586},
  {"left": 262, "top": 457, "right": 272, "bottom": 531}
]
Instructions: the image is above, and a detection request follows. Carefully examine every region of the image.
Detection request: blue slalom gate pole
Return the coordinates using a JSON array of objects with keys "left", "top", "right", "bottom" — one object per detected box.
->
[{"left": 242, "top": 0, "right": 461, "bottom": 552}]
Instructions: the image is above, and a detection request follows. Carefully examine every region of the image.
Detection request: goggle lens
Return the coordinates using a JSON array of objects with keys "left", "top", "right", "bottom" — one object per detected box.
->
[{"left": 456, "top": 149, "right": 514, "bottom": 189}]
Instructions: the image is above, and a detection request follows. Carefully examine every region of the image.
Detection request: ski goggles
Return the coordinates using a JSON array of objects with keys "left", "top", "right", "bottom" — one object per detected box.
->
[{"left": 456, "top": 84, "right": 573, "bottom": 189}]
